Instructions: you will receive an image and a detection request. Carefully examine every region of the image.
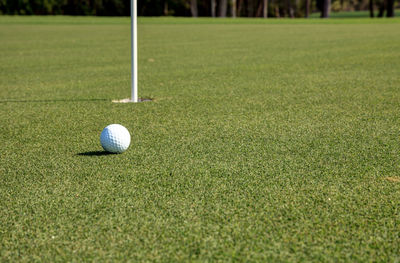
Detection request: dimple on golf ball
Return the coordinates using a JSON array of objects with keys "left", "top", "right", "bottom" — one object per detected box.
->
[{"left": 100, "top": 124, "right": 131, "bottom": 153}]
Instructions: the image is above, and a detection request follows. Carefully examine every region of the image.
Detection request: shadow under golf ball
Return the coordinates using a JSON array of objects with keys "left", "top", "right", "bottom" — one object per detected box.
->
[{"left": 77, "top": 151, "right": 118, "bottom": 156}]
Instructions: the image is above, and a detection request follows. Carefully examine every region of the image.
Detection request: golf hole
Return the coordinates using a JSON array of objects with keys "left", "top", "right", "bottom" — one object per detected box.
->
[{"left": 112, "top": 97, "right": 153, "bottom": 103}]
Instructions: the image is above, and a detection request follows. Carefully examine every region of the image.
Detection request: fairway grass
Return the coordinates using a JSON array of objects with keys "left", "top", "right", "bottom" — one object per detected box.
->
[{"left": 1, "top": 16, "right": 399, "bottom": 261}]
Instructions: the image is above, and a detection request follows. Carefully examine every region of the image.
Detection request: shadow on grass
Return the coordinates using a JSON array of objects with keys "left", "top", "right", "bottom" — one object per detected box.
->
[
  {"left": 77, "top": 151, "right": 116, "bottom": 156},
  {"left": 0, "top": 98, "right": 108, "bottom": 103}
]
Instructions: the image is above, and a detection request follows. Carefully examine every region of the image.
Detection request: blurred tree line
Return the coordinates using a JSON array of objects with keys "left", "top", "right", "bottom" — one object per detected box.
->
[{"left": 0, "top": 0, "right": 397, "bottom": 17}]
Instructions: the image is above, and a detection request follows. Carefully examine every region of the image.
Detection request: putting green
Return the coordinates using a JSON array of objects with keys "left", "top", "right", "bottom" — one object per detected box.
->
[{"left": 0, "top": 16, "right": 399, "bottom": 261}]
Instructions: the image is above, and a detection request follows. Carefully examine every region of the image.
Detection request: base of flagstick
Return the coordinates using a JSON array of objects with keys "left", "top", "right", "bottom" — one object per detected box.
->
[{"left": 112, "top": 98, "right": 153, "bottom": 103}]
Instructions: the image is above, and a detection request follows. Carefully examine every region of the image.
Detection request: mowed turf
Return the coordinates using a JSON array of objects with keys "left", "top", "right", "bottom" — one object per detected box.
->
[{"left": 0, "top": 16, "right": 399, "bottom": 261}]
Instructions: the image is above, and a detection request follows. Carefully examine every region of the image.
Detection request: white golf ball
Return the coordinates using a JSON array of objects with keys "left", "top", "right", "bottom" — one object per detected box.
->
[{"left": 100, "top": 124, "right": 131, "bottom": 153}]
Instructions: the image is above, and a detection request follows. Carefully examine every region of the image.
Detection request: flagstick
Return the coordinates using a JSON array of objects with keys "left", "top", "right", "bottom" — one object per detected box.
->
[{"left": 131, "top": 0, "right": 138, "bottom": 102}]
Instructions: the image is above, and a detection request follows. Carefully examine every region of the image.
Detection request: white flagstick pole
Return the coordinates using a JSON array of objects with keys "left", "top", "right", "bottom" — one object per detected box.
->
[{"left": 131, "top": 0, "right": 138, "bottom": 102}]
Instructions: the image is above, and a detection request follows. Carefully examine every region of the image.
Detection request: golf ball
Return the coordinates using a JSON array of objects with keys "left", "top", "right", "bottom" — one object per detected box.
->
[{"left": 100, "top": 124, "right": 131, "bottom": 153}]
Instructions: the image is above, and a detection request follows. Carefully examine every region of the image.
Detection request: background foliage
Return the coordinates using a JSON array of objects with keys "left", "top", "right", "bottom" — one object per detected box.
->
[{"left": 0, "top": 0, "right": 398, "bottom": 17}]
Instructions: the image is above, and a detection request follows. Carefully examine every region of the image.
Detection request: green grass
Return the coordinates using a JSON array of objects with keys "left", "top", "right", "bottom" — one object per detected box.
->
[
  {"left": 1, "top": 16, "right": 399, "bottom": 262},
  {"left": 1, "top": 12, "right": 400, "bottom": 25}
]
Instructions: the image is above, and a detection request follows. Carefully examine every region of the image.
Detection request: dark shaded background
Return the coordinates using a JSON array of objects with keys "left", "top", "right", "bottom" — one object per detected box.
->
[{"left": 0, "top": 0, "right": 397, "bottom": 17}]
